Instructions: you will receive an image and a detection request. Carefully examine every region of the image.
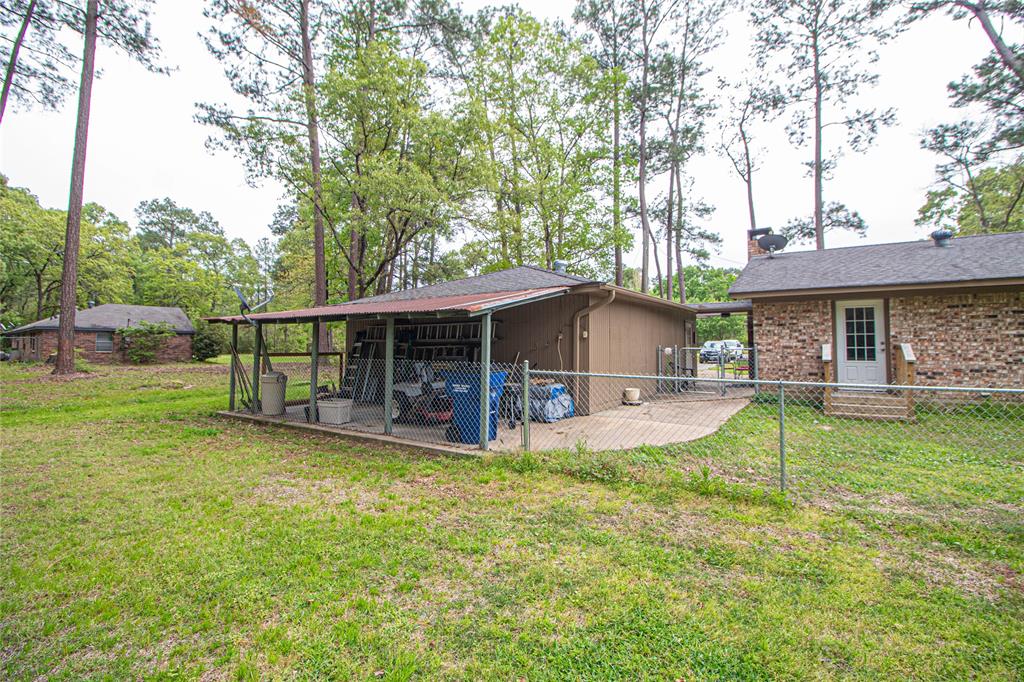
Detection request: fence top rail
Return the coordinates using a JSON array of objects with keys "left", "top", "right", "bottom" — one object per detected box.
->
[{"left": 528, "top": 368, "right": 1024, "bottom": 395}]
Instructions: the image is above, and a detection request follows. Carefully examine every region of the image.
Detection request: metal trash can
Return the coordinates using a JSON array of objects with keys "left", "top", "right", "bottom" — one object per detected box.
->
[{"left": 260, "top": 371, "right": 288, "bottom": 415}]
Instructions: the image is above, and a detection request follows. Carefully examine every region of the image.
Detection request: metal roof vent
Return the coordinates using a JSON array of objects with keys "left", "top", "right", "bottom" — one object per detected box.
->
[
  {"left": 553, "top": 259, "right": 568, "bottom": 274},
  {"left": 930, "top": 228, "right": 953, "bottom": 247}
]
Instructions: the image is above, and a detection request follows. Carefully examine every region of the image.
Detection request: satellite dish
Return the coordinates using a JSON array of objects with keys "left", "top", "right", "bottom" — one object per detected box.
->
[
  {"left": 233, "top": 285, "right": 272, "bottom": 326},
  {"left": 757, "top": 233, "right": 788, "bottom": 257}
]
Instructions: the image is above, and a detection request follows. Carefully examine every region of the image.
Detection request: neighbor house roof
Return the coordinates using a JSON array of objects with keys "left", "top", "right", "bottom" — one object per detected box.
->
[
  {"left": 729, "top": 232, "right": 1024, "bottom": 297},
  {"left": 207, "top": 265, "right": 696, "bottom": 324},
  {"left": 4, "top": 304, "right": 195, "bottom": 335}
]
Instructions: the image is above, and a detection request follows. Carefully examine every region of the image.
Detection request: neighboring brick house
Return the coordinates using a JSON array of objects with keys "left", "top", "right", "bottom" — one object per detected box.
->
[
  {"left": 729, "top": 231, "right": 1024, "bottom": 388},
  {"left": 3, "top": 304, "right": 194, "bottom": 364}
]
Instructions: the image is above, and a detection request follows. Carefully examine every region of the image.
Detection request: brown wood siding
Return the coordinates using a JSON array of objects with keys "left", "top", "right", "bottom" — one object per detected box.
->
[
  {"left": 583, "top": 297, "right": 695, "bottom": 414},
  {"left": 491, "top": 294, "right": 589, "bottom": 370}
]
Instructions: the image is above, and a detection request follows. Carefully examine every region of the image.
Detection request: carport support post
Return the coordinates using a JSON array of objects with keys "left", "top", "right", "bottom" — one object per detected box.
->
[
  {"left": 308, "top": 321, "right": 319, "bottom": 423},
  {"left": 228, "top": 323, "right": 238, "bottom": 410},
  {"left": 251, "top": 321, "right": 262, "bottom": 414},
  {"left": 479, "top": 311, "right": 492, "bottom": 451},
  {"left": 521, "top": 360, "right": 530, "bottom": 451},
  {"left": 384, "top": 317, "right": 394, "bottom": 436}
]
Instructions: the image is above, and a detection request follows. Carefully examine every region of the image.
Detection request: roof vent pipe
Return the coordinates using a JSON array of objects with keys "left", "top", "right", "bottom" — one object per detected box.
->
[
  {"left": 930, "top": 228, "right": 953, "bottom": 247},
  {"left": 552, "top": 259, "right": 568, "bottom": 274}
]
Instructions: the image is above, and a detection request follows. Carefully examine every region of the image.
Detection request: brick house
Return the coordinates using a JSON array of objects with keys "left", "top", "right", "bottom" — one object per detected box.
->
[
  {"left": 3, "top": 304, "right": 194, "bottom": 364},
  {"left": 729, "top": 231, "right": 1024, "bottom": 388}
]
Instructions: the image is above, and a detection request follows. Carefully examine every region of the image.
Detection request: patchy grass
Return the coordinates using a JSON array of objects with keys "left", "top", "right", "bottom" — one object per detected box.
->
[{"left": 1, "top": 363, "right": 1022, "bottom": 680}]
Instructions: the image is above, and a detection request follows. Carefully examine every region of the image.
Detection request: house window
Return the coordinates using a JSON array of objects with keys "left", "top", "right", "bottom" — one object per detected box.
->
[{"left": 95, "top": 331, "right": 114, "bottom": 353}]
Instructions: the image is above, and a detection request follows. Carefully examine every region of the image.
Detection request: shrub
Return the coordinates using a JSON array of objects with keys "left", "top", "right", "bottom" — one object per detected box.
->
[
  {"left": 192, "top": 321, "right": 226, "bottom": 361},
  {"left": 118, "top": 321, "right": 175, "bottom": 364}
]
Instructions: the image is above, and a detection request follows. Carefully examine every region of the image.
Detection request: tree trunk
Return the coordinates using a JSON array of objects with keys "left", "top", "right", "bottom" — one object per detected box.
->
[
  {"left": 299, "top": 0, "right": 328, "bottom": 349},
  {"left": 0, "top": 0, "right": 35, "bottom": 126},
  {"left": 638, "top": 33, "right": 652, "bottom": 293},
  {"left": 741, "top": 120, "right": 757, "bottom": 231},
  {"left": 813, "top": 33, "right": 825, "bottom": 250},
  {"left": 962, "top": 0, "right": 1024, "bottom": 87},
  {"left": 613, "top": 69, "right": 623, "bottom": 286},
  {"left": 674, "top": 167, "right": 686, "bottom": 304},
  {"left": 55, "top": 0, "right": 98, "bottom": 375},
  {"left": 665, "top": 163, "right": 675, "bottom": 300}
]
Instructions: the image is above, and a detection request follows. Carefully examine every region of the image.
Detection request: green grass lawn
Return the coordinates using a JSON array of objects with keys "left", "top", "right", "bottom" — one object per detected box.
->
[{"left": 1, "top": 362, "right": 1022, "bottom": 680}]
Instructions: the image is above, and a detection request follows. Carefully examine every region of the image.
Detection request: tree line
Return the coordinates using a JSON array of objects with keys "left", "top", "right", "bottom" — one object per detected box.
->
[
  {"left": 0, "top": 182, "right": 273, "bottom": 329},
  {"left": 2, "top": 0, "right": 1023, "bottom": 370}
]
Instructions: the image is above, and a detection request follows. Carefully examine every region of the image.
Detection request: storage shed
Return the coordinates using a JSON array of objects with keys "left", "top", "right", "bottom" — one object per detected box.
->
[{"left": 208, "top": 264, "right": 698, "bottom": 448}]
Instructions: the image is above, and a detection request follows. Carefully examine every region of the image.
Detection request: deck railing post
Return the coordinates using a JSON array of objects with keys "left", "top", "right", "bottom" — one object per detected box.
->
[
  {"left": 384, "top": 317, "right": 394, "bottom": 436},
  {"left": 309, "top": 320, "right": 319, "bottom": 423},
  {"left": 229, "top": 323, "right": 238, "bottom": 410},
  {"left": 251, "top": 321, "right": 262, "bottom": 414},
  {"left": 479, "top": 311, "right": 492, "bottom": 451},
  {"left": 778, "top": 381, "right": 787, "bottom": 493},
  {"left": 521, "top": 360, "right": 530, "bottom": 451}
]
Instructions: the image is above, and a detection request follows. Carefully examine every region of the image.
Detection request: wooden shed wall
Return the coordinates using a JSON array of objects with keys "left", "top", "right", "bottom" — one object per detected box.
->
[
  {"left": 491, "top": 293, "right": 589, "bottom": 370},
  {"left": 580, "top": 296, "right": 696, "bottom": 414}
]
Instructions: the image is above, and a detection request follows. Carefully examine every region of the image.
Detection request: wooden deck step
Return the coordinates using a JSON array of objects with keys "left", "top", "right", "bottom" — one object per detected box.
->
[{"left": 827, "top": 390, "right": 915, "bottom": 421}]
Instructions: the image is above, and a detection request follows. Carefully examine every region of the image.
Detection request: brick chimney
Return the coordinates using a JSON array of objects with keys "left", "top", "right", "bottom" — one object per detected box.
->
[{"left": 747, "top": 228, "right": 771, "bottom": 260}]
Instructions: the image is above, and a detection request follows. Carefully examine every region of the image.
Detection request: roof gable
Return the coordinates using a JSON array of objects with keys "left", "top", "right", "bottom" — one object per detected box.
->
[{"left": 729, "top": 232, "right": 1024, "bottom": 297}]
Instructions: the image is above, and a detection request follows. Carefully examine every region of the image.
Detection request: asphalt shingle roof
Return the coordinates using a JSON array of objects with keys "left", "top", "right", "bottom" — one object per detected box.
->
[
  {"left": 357, "top": 265, "right": 599, "bottom": 303},
  {"left": 5, "top": 304, "right": 194, "bottom": 335},
  {"left": 729, "top": 232, "right": 1024, "bottom": 296}
]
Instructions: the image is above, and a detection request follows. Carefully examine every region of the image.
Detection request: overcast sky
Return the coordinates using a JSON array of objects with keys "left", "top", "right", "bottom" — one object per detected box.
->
[{"left": 0, "top": 0, "right": 998, "bottom": 272}]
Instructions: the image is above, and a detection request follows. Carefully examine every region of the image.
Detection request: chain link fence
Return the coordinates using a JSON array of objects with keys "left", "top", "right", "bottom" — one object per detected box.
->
[{"left": 231, "top": 355, "right": 1023, "bottom": 499}]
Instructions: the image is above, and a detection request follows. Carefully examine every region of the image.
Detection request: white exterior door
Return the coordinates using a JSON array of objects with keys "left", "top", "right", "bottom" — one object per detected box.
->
[{"left": 836, "top": 300, "right": 886, "bottom": 386}]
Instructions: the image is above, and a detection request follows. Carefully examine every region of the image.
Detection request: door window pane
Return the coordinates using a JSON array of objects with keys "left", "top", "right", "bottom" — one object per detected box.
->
[{"left": 844, "top": 307, "right": 876, "bottom": 362}]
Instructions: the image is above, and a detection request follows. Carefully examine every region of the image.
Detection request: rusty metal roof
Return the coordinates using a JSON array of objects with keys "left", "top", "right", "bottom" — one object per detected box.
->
[{"left": 206, "top": 286, "right": 572, "bottom": 324}]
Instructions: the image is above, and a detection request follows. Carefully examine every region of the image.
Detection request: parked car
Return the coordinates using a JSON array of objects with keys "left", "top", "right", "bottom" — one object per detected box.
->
[
  {"left": 722, "top": 339, "right": 745, "bottom": 361},
  {"left": 699, "top": 341, "right": 723, "bottom": 363}
]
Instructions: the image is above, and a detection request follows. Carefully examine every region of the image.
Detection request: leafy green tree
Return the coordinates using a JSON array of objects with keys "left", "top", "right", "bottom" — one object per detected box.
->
[
  {"left": 319, "top": 40, "right": 486, "bottom": 296},
  {"left": 917, "top": 160, "right": 1024, "bottom": 234},
  {"left": 0, "top": 179, "right": 135, "bottom": 324},
  {"left": 466, "top": 12, "right": 617, "bottom": 277},
  {"left": 135, "top": 197, "right": 223, "bottom": 251},
  {"left": 679, "top": 265, "right": 747, "bottom": 342},
  {"left": 191, "top": 321, "right": 227, "bottom": 361}
]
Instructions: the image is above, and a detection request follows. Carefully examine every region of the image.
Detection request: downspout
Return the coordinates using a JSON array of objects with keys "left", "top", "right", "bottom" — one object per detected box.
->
[
  {"left": 572, "top": 289, "right": 615, "bottom": 415},
  {"left": 572, "top": 288, "right": 616, "bottom": 372}
]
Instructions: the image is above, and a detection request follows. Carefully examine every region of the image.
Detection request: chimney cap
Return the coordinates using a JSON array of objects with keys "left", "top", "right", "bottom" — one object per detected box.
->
[{"left": 930, "top": 228, "right": 954, "bottom": 247}]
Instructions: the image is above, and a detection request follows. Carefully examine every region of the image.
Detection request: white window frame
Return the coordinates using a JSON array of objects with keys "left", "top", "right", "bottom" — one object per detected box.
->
[{"left": 95, "top": 331, "right": 114, "bottom": 353}]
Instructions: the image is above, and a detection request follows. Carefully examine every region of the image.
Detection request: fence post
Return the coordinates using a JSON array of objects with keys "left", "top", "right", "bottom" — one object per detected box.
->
[
  {"left": 656, "top": 346, "right": 662, "bottom": 393},
  {"left": 228, "top": 323, "right": 238, "bottom": 410},
  {"left": 719, "top": 350, "right": 726, "bottom": 396},
  {"left": 308, "top": 320, "right": 319, "bottom": 424},
  {"left": 521, "top": 360, "right": 530, "bottom": 451},
  {"left": 384, "top": 317, "right": 394, "bottom": 436},
  {"left": 778, "top": 381, "right": 787, "bottom": 493}
]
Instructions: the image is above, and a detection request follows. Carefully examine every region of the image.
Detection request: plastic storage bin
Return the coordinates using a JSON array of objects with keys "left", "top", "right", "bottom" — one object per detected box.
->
[
  {"left": 442, "top": 370, "right": 508, "bottom": 444},
  {"left": 317, "top": 398, "right": 353, "bottom": 425},
  {"left": 260, "top": 371, "right": 288, "bottom": 415}
]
